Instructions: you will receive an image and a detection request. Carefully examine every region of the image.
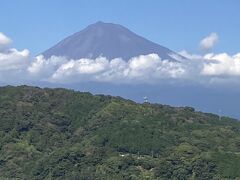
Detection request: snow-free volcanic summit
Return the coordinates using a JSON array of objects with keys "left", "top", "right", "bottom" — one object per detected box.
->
[{"left": 42, "top": 21, "right": 184, "bottom": 61}]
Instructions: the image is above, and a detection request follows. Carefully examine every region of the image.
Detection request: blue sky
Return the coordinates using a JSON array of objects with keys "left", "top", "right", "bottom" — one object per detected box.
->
[{"left": 1, "top": 0, "right": 240, "bottom": 55}]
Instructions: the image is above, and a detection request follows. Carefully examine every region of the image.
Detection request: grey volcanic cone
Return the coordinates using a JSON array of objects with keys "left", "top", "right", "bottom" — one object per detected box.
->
[{"left": 42, "top": 21, "right": 183, "bottom": 61}]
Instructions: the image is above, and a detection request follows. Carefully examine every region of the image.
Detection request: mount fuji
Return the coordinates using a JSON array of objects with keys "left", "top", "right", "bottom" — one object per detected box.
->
[{"left": 42, "top": 21, "right": 184, "bottom": 61}]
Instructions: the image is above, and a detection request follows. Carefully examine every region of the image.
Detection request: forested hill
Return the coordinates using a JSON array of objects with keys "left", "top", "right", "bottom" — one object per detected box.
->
[{"left": 1, "top": 85, "right": 240, "bottom": 179}]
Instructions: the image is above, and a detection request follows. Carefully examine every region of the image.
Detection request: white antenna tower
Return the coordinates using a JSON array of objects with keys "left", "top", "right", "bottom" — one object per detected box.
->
[{"left": 143, "top": 96, "right": 148, "bottom": 103}]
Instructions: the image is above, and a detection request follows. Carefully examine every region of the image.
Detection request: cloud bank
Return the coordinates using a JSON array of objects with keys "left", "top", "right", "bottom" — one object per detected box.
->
[
  {"left": 0, "top": 32, "right": 240, "bottom": 86},
  {"left": 25, "top": 54, "right": 186, "bottom": 84}
]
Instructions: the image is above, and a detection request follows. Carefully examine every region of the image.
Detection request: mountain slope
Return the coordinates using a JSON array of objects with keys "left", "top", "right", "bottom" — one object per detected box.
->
[
  {"left": 42, "top": 21, "right": 183, "bottom": 61},
  {"left": 0, "top": 86, "right": 240, "bottom": 179}
]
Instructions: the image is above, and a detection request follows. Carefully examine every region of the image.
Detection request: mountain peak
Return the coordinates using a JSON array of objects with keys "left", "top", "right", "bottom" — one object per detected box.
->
[
  {"left": 84, "top": 21, "right": 131, "bottom": 36},
  {"left": 92, "top": 21, "right": 111, "bottom": 25},
  {"left": 89, "top": 21, "right": 123, "bottom": 27},
  {"left": 42, "top": 22, "right": 184, "bottom": 60}
]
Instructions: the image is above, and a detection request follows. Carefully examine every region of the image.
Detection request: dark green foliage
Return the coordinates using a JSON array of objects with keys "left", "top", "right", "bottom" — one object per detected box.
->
[{"left": 0, "top": 85, "right": 240, "bottom": 179}]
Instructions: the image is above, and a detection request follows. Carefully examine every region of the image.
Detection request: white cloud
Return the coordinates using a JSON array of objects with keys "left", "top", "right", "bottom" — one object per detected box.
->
[
  {"left": 127, "top": 54, "right": 185, "bottom": 80},
  {"left": 178, "top": 50, "right": 240, "bottom": 84},
  {"left": 200, "top": 33, "right": 219, "bottom": 50},
  {"left": 50, "top": 57, "right": 110, "bottom": 82},
  {"left": 0, "top": 32, "right": 240, "bottom": 86},
  {"left": 202, "top": 53, "right": 240, "bottom": 76},
  {"left": 0, "top": 32, "right": 12, "bottom": 51},
  {"left": 48, "top": 54, "right": 186, "bottom": 84},
  {"left": 27, "top": 55, "right": 68, "bottom": 81},
  {"left": 0, "top": 48, "right": 29, "bottom": 83},
  {"left": 0, "top": 49, "right": 29, "bottom": 71}
]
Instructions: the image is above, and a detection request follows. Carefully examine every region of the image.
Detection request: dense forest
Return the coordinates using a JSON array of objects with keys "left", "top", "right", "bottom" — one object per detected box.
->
[{"left": 0, "top": 85, "right": 240, "bottom": 179}]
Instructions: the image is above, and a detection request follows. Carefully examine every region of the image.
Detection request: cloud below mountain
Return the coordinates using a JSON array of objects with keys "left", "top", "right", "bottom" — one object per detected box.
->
[{"left": 0, "top": 32, "right": 240, "bottom": 86}]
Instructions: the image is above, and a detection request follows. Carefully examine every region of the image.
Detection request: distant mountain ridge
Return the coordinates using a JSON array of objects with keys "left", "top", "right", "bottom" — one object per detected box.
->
[{"left": 42, "top": 21, "right": 184, "bottom": 61}]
